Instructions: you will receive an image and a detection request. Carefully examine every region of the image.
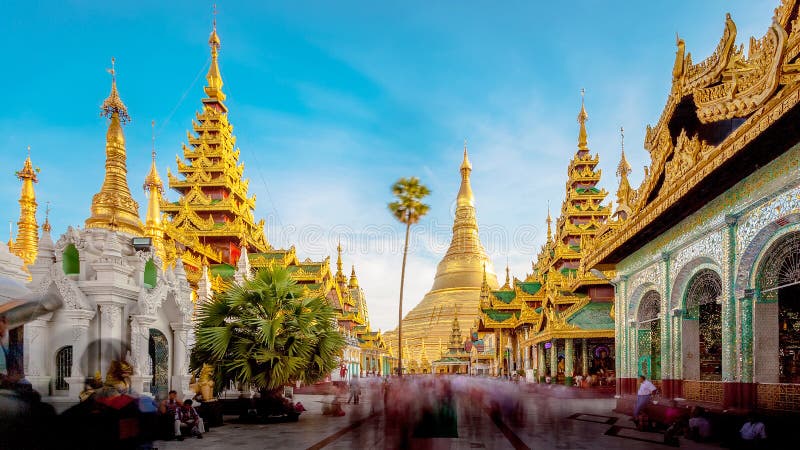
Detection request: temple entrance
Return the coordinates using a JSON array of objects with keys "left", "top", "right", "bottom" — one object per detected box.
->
[
  {"left": 149, "top": 328, "right": 169, "bottom": 398},
  {"left": 683, "top": 269, "right": 723, "bottom": 381},
  {"left": 757, "top": 232, "right": 800, "bottom": 383},
  {"left": 637, "top": 290, "right": 661, "bottom": 380}
]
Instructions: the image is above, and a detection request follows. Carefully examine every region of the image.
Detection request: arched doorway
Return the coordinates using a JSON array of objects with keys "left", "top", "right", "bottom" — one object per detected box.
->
[
  {"left": 55, "top": 346, "right": 73, "bottom": 392},
  {"left": 683, "top": 269, "right": 723, "bottom": 380},
  {"left": 149, "top": 329, "right": 169, "bottom": 398},
  {"left": 637, "top": 290, "right": 661, "bottom": 380},
  {"left": 756, "top": 232, "right": 800, "bottom": 383}
]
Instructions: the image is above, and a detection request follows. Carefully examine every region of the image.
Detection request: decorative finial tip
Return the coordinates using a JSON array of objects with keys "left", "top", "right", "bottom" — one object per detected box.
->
[{"left": 102, "top": 57, "right": 129, "bottom": 122}]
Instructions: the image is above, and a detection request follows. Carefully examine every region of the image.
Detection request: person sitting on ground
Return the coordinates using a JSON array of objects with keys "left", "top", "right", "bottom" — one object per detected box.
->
[
  {"left": 687, "top": 406, "right": 712, "bottom": 442},
  {"left": 739, "top": 412, "right": 766, "bottom": 448},
  {"left": 159, "top": 390, "right": 180, "bottom": 439},
  {"left": 574, "top": 373, "right": 584, "bottom": 387},
  {"left": 174, "top": 399, "right": 204, "bottom": 440}
]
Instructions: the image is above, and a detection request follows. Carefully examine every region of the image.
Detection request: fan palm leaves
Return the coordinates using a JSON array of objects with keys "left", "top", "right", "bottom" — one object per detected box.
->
[{"left": 191, "top": 267, "right": 345, "bottom": 392}]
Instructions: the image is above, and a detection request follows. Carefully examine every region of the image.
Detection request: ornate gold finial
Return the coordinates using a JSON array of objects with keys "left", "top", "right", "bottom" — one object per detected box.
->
[
  {"left": 577, "top": 89, "right": 589, "bottom": 150},
  {"left": 205, "top": 5, "right": 225, "bottom": 101},
  {"left": 617, "top": 127, "right": 631, "bottom": 178},
  {"left": 335, "top": 238, "right": 346, "bottom": 284},
  {"left": 42, "top": 201, "right": 51, "bottom": 233},
  {"left": 460, "top": 139, "right": 472, "bottom": 172},
  {"left": 13, "top": 148, "right": 39, "bottom": 265},
  {"left": 86, "top": 60, "right": 143, "bottom": 236},
  {"left": 101, "top": 57, "right": 130, "bottom": 123},
  {"left": 614, "top": 126, "right": 634, "bottom": 221},
  {"left": 546, "top": 201, "right": 552, "bottom": 242},
  {"left": 503, "top": 260, "right": 511, "bottom": 289},
  {"left": 456, "top": 140, "right": 474, "bottom": 207}
]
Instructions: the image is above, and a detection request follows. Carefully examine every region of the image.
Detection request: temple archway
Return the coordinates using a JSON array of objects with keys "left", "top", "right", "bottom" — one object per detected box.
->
[
  {"left": 148, "top": 328, "right": 170, "bottom": 398},
  {"left": 682, "top": 269, "right": 723, "bottom": 381},
  {"left": 637, "top": 290, "right": 661, "bottom": 380},
  {"left": 755, "top": 231, "right": 800, "bottom": 383}
]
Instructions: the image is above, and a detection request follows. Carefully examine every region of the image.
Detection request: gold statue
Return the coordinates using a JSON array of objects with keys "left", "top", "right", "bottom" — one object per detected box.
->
[{"left": 190, "top": 363, "right": 215, "bottom": 401}]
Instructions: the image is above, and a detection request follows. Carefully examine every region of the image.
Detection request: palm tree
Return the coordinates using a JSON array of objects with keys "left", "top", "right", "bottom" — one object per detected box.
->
[
  {"left": 388, "top": 177, "right": 431, "bottom": 376},
  {"left": 191, "top": 267, "right": 345, "bottom": 395}
]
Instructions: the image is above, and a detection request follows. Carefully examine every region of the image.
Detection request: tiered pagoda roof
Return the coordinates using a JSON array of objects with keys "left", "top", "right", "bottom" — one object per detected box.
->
[
  {"left": 587, "top": 4, "right": 800, "bottom": 269},
  {"left": 478, "top": 96, "right": 615, "bottom": 343},
  {"left": 162, "top": 22, "right": 268, "bottom": 281}
]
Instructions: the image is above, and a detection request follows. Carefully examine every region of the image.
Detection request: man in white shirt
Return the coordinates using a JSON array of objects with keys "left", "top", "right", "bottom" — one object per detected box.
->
[{"left": 633, "top": 375, "right": 657, "bottom": 423}]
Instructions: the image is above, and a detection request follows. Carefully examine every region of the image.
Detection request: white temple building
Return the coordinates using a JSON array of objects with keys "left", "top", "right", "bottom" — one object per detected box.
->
[{"left": 1, "top": 68, "right": 194, "bottom": 408}]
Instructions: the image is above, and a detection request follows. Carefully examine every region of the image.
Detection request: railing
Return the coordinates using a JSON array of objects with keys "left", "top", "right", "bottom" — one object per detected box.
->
[
  {"left": 756, "top": 383, "right": 800, "bottom": 412},
  {"left": 683, "top": 380, "right": 724, "bottom": 405}
]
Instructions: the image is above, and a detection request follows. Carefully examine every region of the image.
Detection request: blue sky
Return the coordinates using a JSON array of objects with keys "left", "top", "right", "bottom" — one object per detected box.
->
[{"left": 0, "top": 1, "right": 773, "bottom": 331}]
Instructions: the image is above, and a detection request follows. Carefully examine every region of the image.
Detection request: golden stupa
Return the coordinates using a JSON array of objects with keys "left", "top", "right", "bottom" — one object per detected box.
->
[{"left": 386, "top": 144, "right": 499, "bottom": 366}]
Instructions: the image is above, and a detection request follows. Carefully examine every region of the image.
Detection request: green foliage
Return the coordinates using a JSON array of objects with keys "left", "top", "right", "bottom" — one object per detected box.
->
[
  {"left": 388, "top": 177, "right": 431, "bottom": 225},
  {"left": 191, "top": 266, "right": 346, "bottom": 392}
]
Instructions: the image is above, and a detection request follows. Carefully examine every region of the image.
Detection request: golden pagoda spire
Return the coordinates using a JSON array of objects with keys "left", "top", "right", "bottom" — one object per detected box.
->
[
  {"left": 205, "top": 4, "right": 225, "bottom": 102},
  {"left": 144, "top": 120, "right": 165, "bottom": 245},
  {"left": 86, "top": 58, "right": 143, "bottom": 236},
  {"left": 457, "top": 139, "right": 474, "bottom": 207},
  {"left": 13, "top": 146, "right": 39, "bottom": 265},
  {"left": 577, "top": 88, "right": 589, "bottom": 151},
  {"left": 502, "top": 261, "right": 511, "bottom": 289},
  {"left": 349, "top": 264, "right": 359, "bottom": 289},
  {"left": 428, "top": 138, "right": 497, "bottom": 290}
]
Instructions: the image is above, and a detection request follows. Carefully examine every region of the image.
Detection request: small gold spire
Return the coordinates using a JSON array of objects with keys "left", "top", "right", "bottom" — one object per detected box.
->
[
  {"left": 616, "top": 127, "right": 631, "bottom": 178},
  {"left": 144, "top": 120, "right": 165, "bottom": 244},
  {"left": 335, "top": 239, "right": 346, "bottom": 284},
  {"left": 349, "top": 264, "right": 359, "bottom": 288},
  {"left": 42, "top": 202, "right": 51, "bottom": 233},
  {"left": 577, "top": 88, "right": 589, "bottom": 151},
  {"left": 503, "top": 261, "right": 511, "bottom": 289},
  {"left": 87, "top": 59, "right": 143, "bottom": 236},
  {"left": 546, "top": 201, "right": 552, "bottom": 242},
  {"left": 13, "top": 147, "right": 39, "bottom": 265}
]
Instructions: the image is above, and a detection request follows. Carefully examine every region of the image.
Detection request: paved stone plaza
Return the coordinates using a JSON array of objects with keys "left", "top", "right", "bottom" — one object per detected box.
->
[{"left": 154, "top": 391, "right": 719, "bottom": 450}]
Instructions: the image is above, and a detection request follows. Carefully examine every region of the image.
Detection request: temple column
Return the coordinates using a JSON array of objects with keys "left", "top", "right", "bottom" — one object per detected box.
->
[
  {"left": 171, "top": 322, "right": 192, "bottom": 399},
  {"left": 129, "top": 315, "right": 155, "bottom": 396},
  {"left": 723, "top": 215, "right": 738, "bottom": 382},
  {"left": 550, "top": 340, "right": 557, "bottom": 381},
  {"left": 537, "top": 343, "right": 546, "bottom": 382},
  {"left": 63, "top": 309, "right": 95, "bottom": 400},
  {"left": 97, "top": 303, "right": 125, "bottom": 378},
  {"left": 581, "top": 338, "right": 589, "bottom": 377},
  {"left": 564, "top": 338, "right": 574, "bottom": 385},
  {"left": 660, "top": 252, "right": 674, "bottom": 398},
  {"left": 24, "top": 313, "right": 53, "bottom": 394}
]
